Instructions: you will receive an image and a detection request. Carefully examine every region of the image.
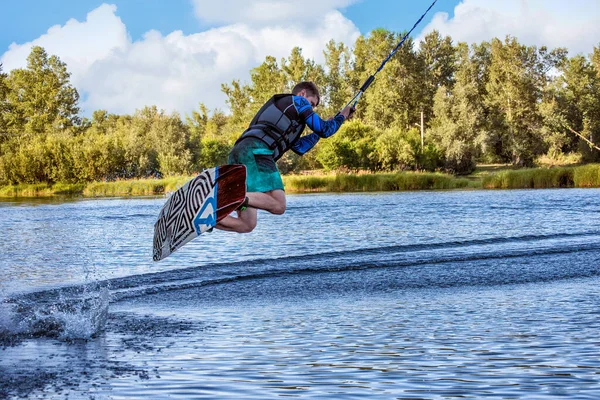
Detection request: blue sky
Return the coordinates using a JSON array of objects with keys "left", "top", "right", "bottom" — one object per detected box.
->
[
  {"left": 0, "top": 0, "right": 458, "bottom": 52},
  {"left": 1, "top": 0, "right": 597, "bottom": 115}
]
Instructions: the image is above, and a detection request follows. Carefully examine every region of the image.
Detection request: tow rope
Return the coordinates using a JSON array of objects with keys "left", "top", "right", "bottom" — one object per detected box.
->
[{"left": 344, "top": 0, "right": 440, "bottom": 110}]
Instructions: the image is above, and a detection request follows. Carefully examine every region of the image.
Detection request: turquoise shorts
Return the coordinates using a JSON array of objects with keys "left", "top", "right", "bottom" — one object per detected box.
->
[{"left": 228, "top": 138, "right": 284, "bottom": 193}]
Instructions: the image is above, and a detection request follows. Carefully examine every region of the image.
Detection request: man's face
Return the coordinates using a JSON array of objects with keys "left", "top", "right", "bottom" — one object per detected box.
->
[{"left": 299, "top": 89, "right": 319, "bottom": 108}]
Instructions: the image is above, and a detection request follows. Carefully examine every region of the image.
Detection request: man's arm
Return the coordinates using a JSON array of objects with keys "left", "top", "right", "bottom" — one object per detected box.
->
[
  {"left": 293, "top": 96, "right": 346, "bottom": 138},
  {"left": 291, "top": 132, "right": 321, "bottom": 155},
  {"left": 291, "top": 96, "right": 347, "bottom": 155}
]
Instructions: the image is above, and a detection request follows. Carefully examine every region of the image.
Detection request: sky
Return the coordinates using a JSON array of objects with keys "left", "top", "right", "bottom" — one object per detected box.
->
[{"left": 1, "top": 0, "right": 599, "bottom": 117}]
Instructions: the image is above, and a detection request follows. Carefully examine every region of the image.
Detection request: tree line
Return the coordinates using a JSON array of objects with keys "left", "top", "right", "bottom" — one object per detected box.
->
[{"left": 1, "top": 30, "right": 599, "bottom": 185}]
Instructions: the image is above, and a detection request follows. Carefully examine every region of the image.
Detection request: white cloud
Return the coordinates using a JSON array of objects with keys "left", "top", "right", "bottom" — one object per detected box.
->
[
  {"left": 1, "top": 3, "right": 359, "bottom": 116},
  {"left": 1, "top": 4, "right": 129, "bottom": 82},
  {"left": 191, "top": 0, "right": 357, "bottom": 25},
  {"left": 419, "top": 0, "right": 600, "bottom": 55}
]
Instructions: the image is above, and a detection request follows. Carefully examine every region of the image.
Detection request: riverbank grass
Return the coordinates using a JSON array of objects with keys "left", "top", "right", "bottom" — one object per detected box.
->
[
  {"left": 82, "top": 176, "right": 192, "bottom": 197},
  {"left": 0, "top": 182, "right": 86, "bottom": 197},
  {"left": 481, "top": 167, "right": 574, "bottom": 189},
  {"left": 0, "top": 177, "right": 192, "bottom": 197},
  {"left": 573, "top": 164, "right": 600, "bottom": 187},
  {"left": 283, "top": 172, "right": 472, "bottom": 193},
  {"left": 1, "top": 164, "right": 599, "bottom": 197},
  {"left": 481, "top": 164, "right": 600, "bottom": 189}
]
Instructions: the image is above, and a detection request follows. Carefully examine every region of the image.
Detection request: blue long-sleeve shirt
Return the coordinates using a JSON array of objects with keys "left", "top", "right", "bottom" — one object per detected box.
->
[{"left": 291, "top": 96, "right": 345, "bottom": 155}]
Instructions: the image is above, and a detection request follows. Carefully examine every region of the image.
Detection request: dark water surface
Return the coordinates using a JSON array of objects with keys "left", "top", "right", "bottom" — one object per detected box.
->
[{"left": 1, "top": 189, "right": 599, "bottom": 399}]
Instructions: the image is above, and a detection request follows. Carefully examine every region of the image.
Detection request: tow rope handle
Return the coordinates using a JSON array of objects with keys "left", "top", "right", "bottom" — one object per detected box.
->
[{"left": 341, "top": 0, "right": 439, "bottom": 113}]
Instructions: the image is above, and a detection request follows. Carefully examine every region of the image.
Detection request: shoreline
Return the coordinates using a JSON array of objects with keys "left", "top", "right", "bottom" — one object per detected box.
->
[{"left": 1, "top": 164, "right": 598, "bottom": 198}]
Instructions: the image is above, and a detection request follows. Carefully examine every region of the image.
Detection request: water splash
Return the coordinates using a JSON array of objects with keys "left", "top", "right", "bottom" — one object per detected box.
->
[{"left": 0, "top": 282, "right": 110, "bottom": 343}]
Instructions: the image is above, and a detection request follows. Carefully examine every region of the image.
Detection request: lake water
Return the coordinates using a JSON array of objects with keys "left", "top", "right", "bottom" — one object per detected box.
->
[{"left": 1, "top": 189, "right": 599, "bottom": 399}]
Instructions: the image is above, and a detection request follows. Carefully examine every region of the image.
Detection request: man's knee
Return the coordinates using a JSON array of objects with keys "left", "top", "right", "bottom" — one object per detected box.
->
[
  {"left": 271, "top": 203, "right": 286, "bottom": 215},
  {"left": 238, "top": 225, "right": 255, "bottom": 233},
  {"left": 270, "top": 190, "right": 286, "bottom": 215},
  {"left": 239, "top": 218, "right": 257, "bottom": 233}
]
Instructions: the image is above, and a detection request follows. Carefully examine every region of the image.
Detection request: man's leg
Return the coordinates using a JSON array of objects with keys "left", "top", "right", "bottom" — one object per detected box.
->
[
  {"left": 216, "top": 207, "right": 257, "bottom": 233},
  {"left": 247, "top": 189, "right": 286, "bottom": 215},
  {"left": 216, "top": 190, "right": 286, "bottom": 233}
]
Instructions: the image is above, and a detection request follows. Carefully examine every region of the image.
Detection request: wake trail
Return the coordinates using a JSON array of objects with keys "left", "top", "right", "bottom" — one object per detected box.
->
[{"left": 2, "top": 230, "right": 600, "bottom": 340}]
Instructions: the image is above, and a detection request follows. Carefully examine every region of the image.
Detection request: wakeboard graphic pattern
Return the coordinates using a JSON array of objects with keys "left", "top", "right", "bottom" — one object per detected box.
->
[{"left": 153, "top": 164, "right": 246, "bottom": 261}]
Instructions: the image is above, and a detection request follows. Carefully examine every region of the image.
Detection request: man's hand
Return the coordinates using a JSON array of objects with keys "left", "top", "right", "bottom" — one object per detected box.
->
[{"left": 340, "top": 106, "right": 355, "bottom": 120}]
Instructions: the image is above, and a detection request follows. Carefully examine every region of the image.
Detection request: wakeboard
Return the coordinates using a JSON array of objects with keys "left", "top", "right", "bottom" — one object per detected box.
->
[{"left": 153, "top": 164, "right": 246, "bottom": 261}]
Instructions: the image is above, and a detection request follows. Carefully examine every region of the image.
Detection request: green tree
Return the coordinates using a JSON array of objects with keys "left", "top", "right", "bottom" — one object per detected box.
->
[
  {"left": 0, "top": 64, "right": 9, "bottom": 138},
  {"left": 93, "top": 106, "right": 193, "bottom": 179},
  {"left": 428, "top": 90, "right": 478, "bottom": 174},
  {"left": 198, "top": 138, "right": 231, "bottom": 169},
  {"left": 374, "top": 128, "right": 415, "bottom": 170},
  {"left": 186, "top": 103, "right": 209, "bottom": 168},
  {"left": 316, "top": 120, "right": 378, "bottom": 171},
  {"left": 280, "top": 47, "right": 327, "bottom": 99},
  {"left": 485, "top": 37, "right": 564, "bottom": 165},
  {"left": 248, "top": 56, "right": 286, "bottom": 113},
  {"left": 221, "top": 81, "right": 251, "bottom": 130},
  {"left": 5, "top": 46, "right": 80, "bottom": 135},
  {"left": 90, "top": 109, "right": 119, "bottom": 134},
  {"left": 277, "top": 151, "right": 318, "bottom": 174},
  {"left": 360, "top": 29, "right": 421, "bottom": 130},
  {"left": 544, "top": 54, "right": 600, "bottom": 161},
  {"left": 322, "top": 40, "right": 351, "bottom": 116},
  {"left": 72, "top": 127, "right": 124, "bottom": 182},
  {"left": 281, "top": 47, "right": 327, "bottom": 111},
  {"left": 0, "top": 135, "right": 49, "bottom": 183},
  {"left": 590, "top": 44, "right": 600, "bottom": 77},
  {"left": 283, "top": 47, "right": 309, "bottom": 89},
  {"left": 204, "top": 109, "right": 228, "bottom": 138},
  {"left": 346, "top": 35, "right": 370, "bottom": 120},
  {"left": 303, "top": 59, "right": 326, "bottom": 92},
  {"left": 417, "top": 30, "right": 456, "bottom": 122},
  {"left": 428, "top": 43, "right": 489, "bottom": 173},
  {"left": 223, "top": 55, "right": 287, "bottom": 124},
  {"left": 146, "top": 107, "right": 191, "bottom": 176},
  {"left": 45, "top": 130, "right": 78, "bottom": 182}
]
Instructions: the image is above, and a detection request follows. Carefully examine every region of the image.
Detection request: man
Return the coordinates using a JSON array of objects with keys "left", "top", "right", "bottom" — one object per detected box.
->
[{"left": 216, "top": 81, "right": 353, "bottom": 233}]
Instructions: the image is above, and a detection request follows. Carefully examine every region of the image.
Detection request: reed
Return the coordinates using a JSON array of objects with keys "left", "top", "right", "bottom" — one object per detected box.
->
[
  {"left": 0, "top": 177, "right": 192, "bottom": 197},
  {"left": 283, "top": 172, "right": 471, "bottom": 193},
  {"left": 0, "top": 182, "right": 85, "bottom": 197},
  {"left": 482, "top": 164, "right": 600, "bottom": 189},
  {"left": 572, "top": 164, "right": 600, "bottom": 187},
  {"left": 2, "top": 165, "right": 598, "bottom": 198},
  {"left": 82, "top": 176, "right": 193, "bottom": 197},
  {"left": 481, "top": 167, "right": 575, "bottom": 189}
]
